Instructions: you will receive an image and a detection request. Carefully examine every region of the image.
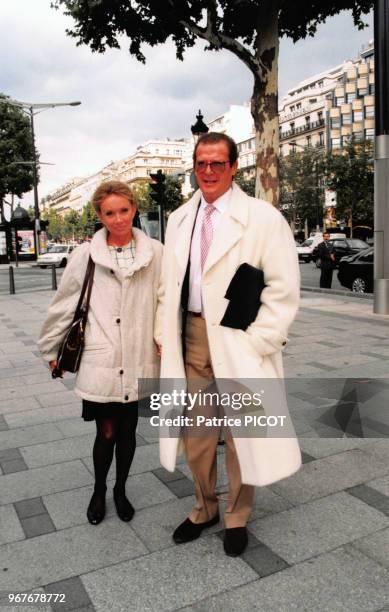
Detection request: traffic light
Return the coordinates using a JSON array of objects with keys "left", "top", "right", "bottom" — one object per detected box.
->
[
  {"left": 149, "top": 170, "right": 166, "bottom": 242},
  {"left": 149, "top": 170, "right": 166, "bottom": 206}
]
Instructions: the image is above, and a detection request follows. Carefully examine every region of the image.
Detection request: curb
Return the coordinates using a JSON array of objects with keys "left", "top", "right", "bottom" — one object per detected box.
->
[{"left": 301, "top": 285, "right": 373, "bottom": 300}]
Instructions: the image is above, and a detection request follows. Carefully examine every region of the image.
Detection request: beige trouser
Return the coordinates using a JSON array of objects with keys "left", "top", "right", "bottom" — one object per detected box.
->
[{"left": 183, "top": 314, "right": 254, "bottom": 528}]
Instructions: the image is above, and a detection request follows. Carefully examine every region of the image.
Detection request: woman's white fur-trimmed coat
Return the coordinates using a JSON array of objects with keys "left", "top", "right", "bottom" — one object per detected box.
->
[{"left": 38, "top": 227, "right": 162, "bottom": 403}]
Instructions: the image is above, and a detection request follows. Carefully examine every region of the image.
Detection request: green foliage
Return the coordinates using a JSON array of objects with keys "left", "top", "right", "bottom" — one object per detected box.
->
[
  {"left": 42, "top": 209, "right": 65, "bottom": 242},
  {"left": 280, "top": 147, "right": 326, "bottom": 230},
  {"left": 63, "top": 209, "right": 81, "bottom": 240},
  {"left": 234, "top": 169, "right": 255, "bottom": 197},
  {"left": 164, "top": 174, "right": 184, "bottom": 212},
  {"left": 325, "top": 138, "right": 374, "bottom": 227},
  {"left": 79, "top": 201, "right": 97, "bottom": 238},
  {"left": 0, "top": 94, "right": 36, "bottom": 208},
  {"left": 132, "top": 175, "right": 183, "bottom": 213},
  {"left": 52, "top": 1, "right": 374, "bottom": 61}
]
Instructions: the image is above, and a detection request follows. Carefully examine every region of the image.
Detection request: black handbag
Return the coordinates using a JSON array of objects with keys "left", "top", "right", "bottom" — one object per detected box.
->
[{"left": 55, "top": 256, "right": 95, "bottom": 374}]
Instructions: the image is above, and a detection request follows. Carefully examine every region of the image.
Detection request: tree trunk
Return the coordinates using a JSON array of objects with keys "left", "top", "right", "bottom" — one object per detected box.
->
[{"left": 251, "top": 11, "right": 279, "bottom": 206}]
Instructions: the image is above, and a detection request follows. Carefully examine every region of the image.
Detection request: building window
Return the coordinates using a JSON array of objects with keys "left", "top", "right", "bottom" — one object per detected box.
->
[
  {"left": 305, "top": 116, "right": 310, "bottom": 125},
  {"left": 342, "top": 114, "right": 352, "bottom": 125},
  {"left": 336, "top": 97, "right": 345, "bottom": 106},
  {"left": 331, "top": 117, "right": 340, "bottom": 128},
  {"left": 365, "top": 105, "right": 374, "bottom": 118},
  {"left": 358, "top": 87, "right": 368, "bottom": 96},
  {"left": 319, "top": 132, "right": 325, "bottom": 146},
  {"left": 290, "top": 122, "right": 295, "bottom": 132},
  {"left": 353, "top": 131, "right": 364, "bottom": 141},
  {"left": 365, "top": 128, "right": 375, "bottom": 140},
  {"left": 353, "top": 110, "right": 363, "bottom": 122},
  {"left": 318, "top": 80, "right": 324, "bottom": 88},
  {"left": 331, "top": 138, "right": 341, "bottom": 149},
  {"left": 290, "top": 105, "right": 295, "bottom": 112},
  {"left": 296, "top": 103, "right": 301, "bottom": 110},
  {"left": 318, "top": 111, "right": 323, "bottom": 122},
  {"left": 346, "top": 93, "right": 356, "bottom": 103},
  {"left": 369, "top": 83, "right": 375, "bottom": 95},
  {"left": 307, "top": 136, "right": 312, "bottom": 147}
]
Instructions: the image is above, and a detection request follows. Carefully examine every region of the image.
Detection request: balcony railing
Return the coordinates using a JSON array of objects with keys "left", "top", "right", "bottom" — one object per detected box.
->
[{"left": 280, "top": 118, "right": 325, "bottom": 141}]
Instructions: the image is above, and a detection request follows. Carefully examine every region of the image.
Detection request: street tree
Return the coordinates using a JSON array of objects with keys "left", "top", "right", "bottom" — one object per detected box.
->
[
  {"left": 325, "top": 137, "right": 374, "bottom": 234},
  {"left": 134, "top": 174, "right": 183, "bottom": 213},
  {"left": 52, "top": 0, "right": 373, "bottom": 206},
  {"left": 0, "top": 94, "right": 36, "bottom": 221},
  {"left": 42, "top": 209, "right": 65, "bottom": 242},
  {"left": 280, "top": 147, "right": 326, "bottom": 234},
  {"left": 63, "top": 209, "right": 81, "bottom": 241},
  {"left": 234, "top": 169, "right": 255, "bottom": 197},
  {"left": 79, "top": 201, "right": 97, "bottom": 238}
]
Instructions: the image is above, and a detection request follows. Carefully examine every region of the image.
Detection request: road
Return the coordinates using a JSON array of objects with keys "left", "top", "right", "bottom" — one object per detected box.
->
[
  {"left": 0, "top": 261, "right": 345, "bottom": 296},
  {"left": 298, "top": 260, "right": 343, "bottom": 291},
  {"left": 0, "top": 265, "right": 64, "bottom": 295}
]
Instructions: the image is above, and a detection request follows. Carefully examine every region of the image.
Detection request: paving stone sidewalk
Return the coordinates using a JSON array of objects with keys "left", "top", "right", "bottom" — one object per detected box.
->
[{"left": 0, "top": 289, "right": 388, "bottom": 612}]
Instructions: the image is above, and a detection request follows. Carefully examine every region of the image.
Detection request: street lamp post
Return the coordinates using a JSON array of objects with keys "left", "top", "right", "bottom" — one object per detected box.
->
[
  {"left": 189, "top": 110, "right": 209, "bottom": 191},
  {"left": 1, "top": 99, "right": 81, "bottom": 256},
  {"left": 373, "top": 0, "right": 389, "bottom": 314}
]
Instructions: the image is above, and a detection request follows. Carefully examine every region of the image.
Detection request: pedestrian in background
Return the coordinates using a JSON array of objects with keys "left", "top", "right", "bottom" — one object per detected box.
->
[
  {"left": 316, "top": 231, "right": 335, "bottom": 288},
  {"left": 38, "top": 180, "right": 162, "bottom": 525}
]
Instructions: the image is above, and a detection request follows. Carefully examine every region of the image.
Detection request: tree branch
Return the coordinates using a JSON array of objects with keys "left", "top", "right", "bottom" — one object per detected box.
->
[{"left": 179, "top": 14, "right": 260, "bottom": 76}]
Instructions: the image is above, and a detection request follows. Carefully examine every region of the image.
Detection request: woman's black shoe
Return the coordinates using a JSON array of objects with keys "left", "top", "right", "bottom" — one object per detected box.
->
[
  {"left": 113, "top": 487, "right": 135, "bottom": 522},
  {"left": 87, "top": 486, "right": 106, "bottom": 525}
]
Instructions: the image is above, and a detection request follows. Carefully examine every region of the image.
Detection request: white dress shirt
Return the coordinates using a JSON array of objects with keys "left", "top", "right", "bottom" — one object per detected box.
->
[{"left": 188, "top": 188, "right": 231, "bottom": 312}]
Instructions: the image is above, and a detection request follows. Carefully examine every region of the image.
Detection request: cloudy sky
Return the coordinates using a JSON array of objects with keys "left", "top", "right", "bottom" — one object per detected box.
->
[{"left": 0, "top": 1, "right": 373, "bottom": 208}]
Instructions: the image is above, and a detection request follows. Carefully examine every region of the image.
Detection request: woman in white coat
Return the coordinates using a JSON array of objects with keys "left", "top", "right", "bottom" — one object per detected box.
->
[{"left": 38, "top": 180, "right": 162, "bottom": 525}]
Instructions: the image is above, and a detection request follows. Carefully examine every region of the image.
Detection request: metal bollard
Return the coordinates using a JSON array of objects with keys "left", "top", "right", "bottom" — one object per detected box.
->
[
  {"left": 9, "top": 266, "right": 15, "bottom": 295},
  {"left": 51, "top": 264, "right": 57, "bottom": 290}
]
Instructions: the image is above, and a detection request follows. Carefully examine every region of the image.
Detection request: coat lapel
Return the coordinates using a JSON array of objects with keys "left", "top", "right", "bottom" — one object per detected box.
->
[
  {"left": 173, "top": 191, "right": 201, "bottom": 279},
  {"left": 203, "top": 183, "right": 249, "bottom": 274}
]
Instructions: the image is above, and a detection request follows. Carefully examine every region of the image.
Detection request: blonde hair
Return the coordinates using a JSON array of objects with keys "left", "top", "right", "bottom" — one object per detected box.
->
[{"left": 91, "top": 180, "right": 138, "bottom": 213}]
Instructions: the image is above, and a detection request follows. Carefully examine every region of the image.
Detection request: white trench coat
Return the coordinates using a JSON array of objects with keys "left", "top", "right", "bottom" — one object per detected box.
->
[{"left": 155, "top": 183, "right": 302, "bottom": 487}]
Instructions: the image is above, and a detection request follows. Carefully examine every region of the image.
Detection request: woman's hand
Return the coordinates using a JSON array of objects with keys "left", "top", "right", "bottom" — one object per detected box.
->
[{"left": 49, "top": 360, "right": 64, "bottom": 379}]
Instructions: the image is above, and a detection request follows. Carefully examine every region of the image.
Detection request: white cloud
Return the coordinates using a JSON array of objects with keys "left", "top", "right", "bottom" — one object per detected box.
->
[{"left": 0, "top": 1, "right": 373, "bottom": 207}]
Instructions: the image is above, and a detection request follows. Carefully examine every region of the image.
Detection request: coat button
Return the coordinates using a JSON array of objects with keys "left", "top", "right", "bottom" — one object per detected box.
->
[
  {"left": 124, "top": 395, "right": 129, "bottom": 400},
  {"left": 119, "top": 369, "right": 124, "bottom": 375},
  {"left": 110, "top": 270, "right": 114, "bottom": 275},
  {"left": 282, "top": 341, "right": 287, "bottom": 346},
  {"left": 116, "top": 318, "right": 121, "bottom": 324}
]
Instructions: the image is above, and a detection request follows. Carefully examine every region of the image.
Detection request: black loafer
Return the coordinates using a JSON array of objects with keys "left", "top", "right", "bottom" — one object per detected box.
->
[
  {"left": 223, "top": 527, "right": 248, "bottom": 556},
  {"left": 87, "top": 489, "right": 106, "bottom": 526},
  {"left": 173, "top": 514, "right": 220, "bottom": 544},
  {"left": 113, "top": 489, "right": 135, "bottom": 522}
]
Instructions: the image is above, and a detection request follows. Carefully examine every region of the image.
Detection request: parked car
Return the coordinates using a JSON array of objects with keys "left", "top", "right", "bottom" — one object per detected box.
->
[
  {"left": 37, "top": 244, "right": 76, "bottom": 268},
  {"left": 296, "top": 234, "right": 324, "bottom": 263},
  {"left": 313, "top": 238, "right": 369, "bottom": 268},
  {"left": 337, "top": 247, "right": 373, "bottom": 293}
]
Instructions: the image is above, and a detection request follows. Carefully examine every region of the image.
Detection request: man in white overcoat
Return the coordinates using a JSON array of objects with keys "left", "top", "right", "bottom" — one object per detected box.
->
[{"left": 154, "top": 132, "right": 301, "bottom": 556}]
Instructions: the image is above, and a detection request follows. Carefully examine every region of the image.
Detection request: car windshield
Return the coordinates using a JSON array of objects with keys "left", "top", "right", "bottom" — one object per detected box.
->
[
  {"left": 348, "top": 239, "right": 369, "bottom": 249},
  {"left": 302, "top": 240, "right": 313, "bottom": 247},
  {"left": 49, "top": 246, "right": 67, "bottom": 253}
]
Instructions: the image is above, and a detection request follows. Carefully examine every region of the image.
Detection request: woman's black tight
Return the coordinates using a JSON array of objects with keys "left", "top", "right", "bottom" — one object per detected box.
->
[{"left": 93, "top": 408, "right": 139, "bottom": 495}]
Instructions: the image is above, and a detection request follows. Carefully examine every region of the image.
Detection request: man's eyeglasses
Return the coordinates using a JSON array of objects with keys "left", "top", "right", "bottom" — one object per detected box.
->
[{"left": 195, "top": 160, "right": 229, "bottom": 174}]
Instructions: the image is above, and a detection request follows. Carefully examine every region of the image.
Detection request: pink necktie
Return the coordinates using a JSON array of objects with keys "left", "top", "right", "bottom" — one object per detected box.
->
[{"left": 200, "top": 204, "right": 216, "bottom": 271}]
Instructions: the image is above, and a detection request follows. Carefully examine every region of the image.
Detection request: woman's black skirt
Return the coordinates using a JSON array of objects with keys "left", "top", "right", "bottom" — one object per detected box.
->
[{"left": 82, "top": 399, "right": 138, "bottom": 421}]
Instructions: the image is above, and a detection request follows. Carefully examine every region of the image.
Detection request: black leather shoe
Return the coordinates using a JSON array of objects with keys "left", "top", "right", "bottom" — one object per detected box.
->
[
  {"left": 173, "top": 514, "right": 220, "bottom": 544},
  {"left": 223, "top": 527, "right": 248, "bottom": 556},
  {"left": 87, "top": 487, "right": 106, "bottom": 525},
  {"left": 113, "top": 488, "right": 135, "bottom": 522}
]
